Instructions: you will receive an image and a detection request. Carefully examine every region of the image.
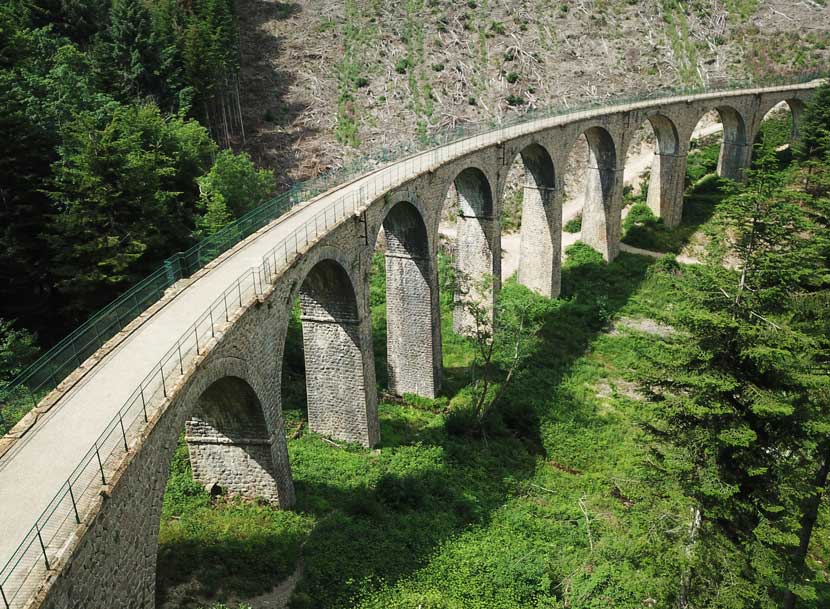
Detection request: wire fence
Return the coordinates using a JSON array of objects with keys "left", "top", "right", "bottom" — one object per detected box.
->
[{"left": 0, "top": 73, "right": 827, "bottom": 609}]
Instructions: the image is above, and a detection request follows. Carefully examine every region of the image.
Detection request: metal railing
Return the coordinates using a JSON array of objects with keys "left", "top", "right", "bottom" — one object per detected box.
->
[{"left": 0, "top": 73, "right": 826, "bottom": 609}]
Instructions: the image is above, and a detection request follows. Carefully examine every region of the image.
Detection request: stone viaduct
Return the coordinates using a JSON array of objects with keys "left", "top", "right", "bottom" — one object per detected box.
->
[{"left": 1, "top": 82, "right": 818, "bottom": 609}]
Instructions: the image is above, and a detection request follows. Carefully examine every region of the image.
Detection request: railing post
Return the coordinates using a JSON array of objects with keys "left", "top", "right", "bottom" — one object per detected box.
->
[
  {"left": 140, "top": 384, "right": 147, "bottom": 422},
  {"left": 209, "top": 309, "right": 215, "bottom": 338},
  {"left": 177, "top": 343, "right": 184, "bottom": 374},
  {"left": 35, "top": 525, "right": 50, "bottom": 570},
  {"left": 194, "top": 327, "right": 201, "bottom": 355},
  {"left": 1, "top": 582, "right": 9, "bottom": 609},
  {"left": 119, "top": 413, "right": 128, "bottom": 452},
  {"left": 160, "top": 363, "right": 167, "bottom": 397},
  {"left": 67, "top": 478, "right": 80, "bottom": 524},
  {"left": 223, "top": 293, "right": 229, "bottom": 321},
  {"left": 237, "top": 280, "right": 243, "bottom": 307},
  {"left": 95, "top": 442, "right": 106, "bottom": 484}
]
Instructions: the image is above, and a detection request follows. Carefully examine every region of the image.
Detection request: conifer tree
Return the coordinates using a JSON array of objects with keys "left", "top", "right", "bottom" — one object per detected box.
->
[{"left": 636, "top": 144, "right": 830, "bottom": 608}]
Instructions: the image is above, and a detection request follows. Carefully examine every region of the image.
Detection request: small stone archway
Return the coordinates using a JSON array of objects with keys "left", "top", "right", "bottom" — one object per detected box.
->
[
  {"left": 379, "top": 200, "right": 442, "bottom": 398},
  {"left": 450, "top": 166, "right": 499, "bottom": 333},
  {"left": 185, "top": 375, "right": 284, "bottom": 501},
  {"left": 575, "top": 126, "right": 620, "bottom": 260},
  {"left": 511, "top": 143, "right": 560, "bottom": 297},
  {"left": 296, "top": 257, "right": 379, "bottom": 447}
]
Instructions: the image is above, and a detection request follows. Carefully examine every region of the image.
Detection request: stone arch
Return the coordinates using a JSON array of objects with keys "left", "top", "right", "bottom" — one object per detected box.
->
[
  {"left": 185, "top": 375, "right": 283, "bottom": 500},
  {"left": 692, "top": 105, "right": 748, "bottom": 181},
  {"left": 378, "top": 200, "right": 442, "bottom": 397},
  {"left": 510, "top": 142, "right": 561, "bottom": 297},
  {"left": 626, "top": 113, "right": 685, "bottom": 227},
  {"left": 292, "top": 256, "right": 379, "bottom": 446},
  {"left": 445, "top": 166, "right": 499, "bottom": 333},
  {"left": 752, "top": 98, "right": 805, "bottom": 151},
  {"left": 574, "top": 125, "right": 621, "bottom": 260}
]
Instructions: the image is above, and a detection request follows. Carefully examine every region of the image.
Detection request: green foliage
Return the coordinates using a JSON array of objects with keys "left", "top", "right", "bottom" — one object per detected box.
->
[
  {"left": 48, "top": 103, "right": 215, "bottom": 316},
  {"left": 499, "top": 187, "right": 523, "bottom": 232},
  {"left": 796, "top": 83, "right": 830, "bottom": 162},
  {"left": 0, "top": 320, "right": 39, "bottom": 385},
  {"left": 622, "top": 202, "right": 658, "bottom": 232},
  {"left": 197, "top": 149, "right": 275, "bottom": 219},
  {"left": 158, "top": 437, "right": 313, "bottom": 604},
  {"left": 0, "top": 0, "right": 249, "bottom": 344},
  {"left": 631, "top": 145, "right": 830, "bottom": 607},
  {"left": 563, "top": 213, "right": 582, "bottom": 233}
]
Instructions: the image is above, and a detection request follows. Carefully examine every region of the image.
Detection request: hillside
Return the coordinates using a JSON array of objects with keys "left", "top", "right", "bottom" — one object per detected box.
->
[{"left": 236, "top": 0, "right": 830, "bottom": 183}]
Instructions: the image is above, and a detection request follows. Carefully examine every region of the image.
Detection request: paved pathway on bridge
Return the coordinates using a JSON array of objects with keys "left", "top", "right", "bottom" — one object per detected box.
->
[{"left": 0, "top": 85, "right": 807, "bottom": 569}]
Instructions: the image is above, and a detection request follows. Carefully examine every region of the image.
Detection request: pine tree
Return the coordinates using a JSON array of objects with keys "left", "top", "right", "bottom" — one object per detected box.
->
[
  {"left": 93, "top": 0, "right": 160, "bottom": 102},
  {"left": 635, "top": 145, "right": 830, "bottom": 608}
]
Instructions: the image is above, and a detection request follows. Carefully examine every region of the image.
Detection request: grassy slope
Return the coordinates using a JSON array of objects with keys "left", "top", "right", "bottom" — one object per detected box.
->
[{"left": 161, "top": 118, "right": 830, "bottom": 609}]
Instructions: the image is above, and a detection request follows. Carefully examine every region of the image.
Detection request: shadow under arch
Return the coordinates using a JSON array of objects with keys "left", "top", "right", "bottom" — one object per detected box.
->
[
  {"left": 446, "top": 166, "right": 499, "bottom": 333},
  {"left": 293, "top": 257, "right": 379, "bottom": 447},
  {"left": 571, "top": 125, "right": 620, "bottom": 261},
  {"left": 377, "top": 201, "right": 442, "bottom": 398}
]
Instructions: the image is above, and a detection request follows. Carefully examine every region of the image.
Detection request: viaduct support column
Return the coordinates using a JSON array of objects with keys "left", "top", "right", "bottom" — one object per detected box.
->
[
  {"left": 718, "top": 141, "right": 752, "bottom": 182},
  {"left": 518, "top": 182, "right": 562, "bottom": 298},
  {"left": 581, "top": 164, "right": 624, "bottom": 261},
  {"left": 301, "top": 310, "right": 379, "bottom": 447},
  {"left": 454, "top": 214, "right": 500, "bottom": 334},
  {"left": 385, "top": 251, "right": 441, "bottom": 397},
  {"left": 647, "top": 152, "right": 688, "bottom": 228}
]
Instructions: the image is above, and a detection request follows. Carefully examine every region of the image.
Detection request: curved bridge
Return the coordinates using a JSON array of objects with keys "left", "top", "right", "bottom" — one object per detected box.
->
[{"left": 0, "top": 81, "right": 820, "bottom": 609}]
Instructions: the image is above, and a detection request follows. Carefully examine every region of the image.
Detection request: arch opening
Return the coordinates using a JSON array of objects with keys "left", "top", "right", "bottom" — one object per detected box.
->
[
  {"left": 502, "top": 143, "right": 560, "bottom": 296},
  {"left": 563, "top": 126, "right": 620, "bottom": 260},
  {"left": 438, "top": 167, "right": 499, "bottom": 334},
  {"left": 752, "top": 99, "right": 803, "bottom": 166},
  {"left": 689, "top": 105, "right": 748, "bottom": 182},
  {"left": 290, "top": 258, "right": 378, "bottom": 446},
  {"left": 156, "top": 372, "right": 296, "bottom": 605},
  {"left": 622, "top": 114, "right": 684, "bottom": 227},
  {"left": 373, "top": 201, "right": 441, "bottom": 397}
]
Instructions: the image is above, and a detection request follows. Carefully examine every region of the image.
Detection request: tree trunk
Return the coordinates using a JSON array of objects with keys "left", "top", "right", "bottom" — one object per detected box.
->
[{"left": 783, "top": 443, "right": 830, "bottom": 609}]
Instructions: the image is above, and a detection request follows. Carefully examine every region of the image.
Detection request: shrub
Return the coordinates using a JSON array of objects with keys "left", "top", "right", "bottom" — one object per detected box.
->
[
  {"left": 394, "top": 58, "right": 412, "bottom": 74},
  {"left": 622, "top": 202, "right": 659, "bottom": 232},
  {"left": 506, "top": 71, "right": 520, "bottom": 83},
  {"left": 563, "top": 214, "right": 582, "bottom": 233},
  {"left": 506, "top": 94, "right": 525, "bottom": 106}
]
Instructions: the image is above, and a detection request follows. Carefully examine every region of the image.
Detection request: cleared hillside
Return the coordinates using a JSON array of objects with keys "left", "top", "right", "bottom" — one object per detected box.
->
[{"left": 236, "top": 0, "right": 830, "bottom": 184}]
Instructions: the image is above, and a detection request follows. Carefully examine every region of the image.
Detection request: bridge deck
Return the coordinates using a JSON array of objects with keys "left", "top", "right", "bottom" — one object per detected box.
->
[{"left": 0, "top": 82, "right": 817, "bottom": 577}]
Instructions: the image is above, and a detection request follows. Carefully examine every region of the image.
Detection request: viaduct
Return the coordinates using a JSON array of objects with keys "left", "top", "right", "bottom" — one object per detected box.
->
[{"left": 0, "top": 81, "right": 820, "bottom": 609}]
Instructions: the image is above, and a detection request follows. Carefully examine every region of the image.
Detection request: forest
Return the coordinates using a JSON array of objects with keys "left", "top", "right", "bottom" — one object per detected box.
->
[
  {"left": 151, "top": 89, "right": 830, "bottom": 609},
  {"left": 0, "top": 0, "right": 274, "bottom": 375}
]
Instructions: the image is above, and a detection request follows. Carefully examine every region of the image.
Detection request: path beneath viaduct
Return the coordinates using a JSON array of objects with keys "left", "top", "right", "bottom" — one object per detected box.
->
[{"left": 0, "top": 81, "right": 820, "bottom": 609}]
